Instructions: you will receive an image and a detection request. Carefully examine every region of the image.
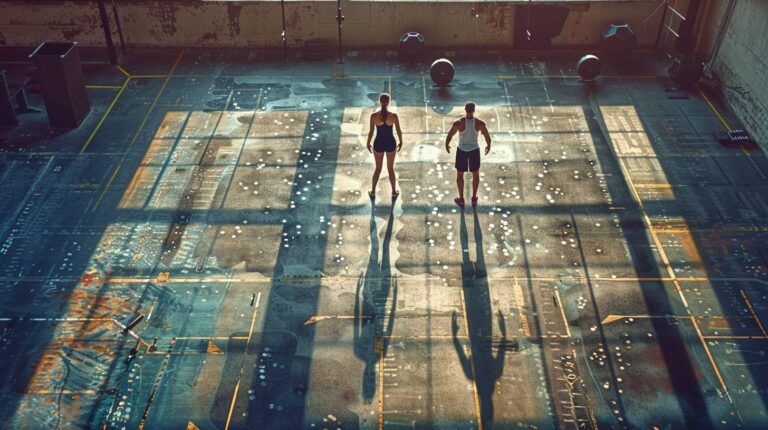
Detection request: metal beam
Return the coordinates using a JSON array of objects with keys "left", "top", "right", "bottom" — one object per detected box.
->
[{"left": 96, "top": 0, "right": 117, "bottom": 65}]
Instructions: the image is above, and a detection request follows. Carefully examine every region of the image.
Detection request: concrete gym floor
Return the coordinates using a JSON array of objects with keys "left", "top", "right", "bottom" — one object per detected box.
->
[{"left": 0, "top": 49, "right": 767, "bottom": 430}]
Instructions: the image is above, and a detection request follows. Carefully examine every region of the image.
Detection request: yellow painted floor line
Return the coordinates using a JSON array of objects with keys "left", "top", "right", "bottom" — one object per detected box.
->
[
  {"left": 80, "top": 77, "right": 131, "bottom": 153},
  {"left": 91, "top": 162, "right": 121, "bottom": 213},
  {"left": 460, "top": 289, "right": 484, "bottom": 430},
  {"left": 116, "top": 65, "right": 131, "bottom": 77},
  {"left": 554, "top": 290, "right": 572, "bottom": 338},
  {"left": 741, "top": 290, "right": 768, "bottom": 337},
  {"left": 86, "top": 85, "right": 123, "bottom": 89},
  {"left": 619, "top": 159, "right": 690, "bottom": 307},
  {"left": 497, "top": 74, "right": 657, "bottom": 80},
  {"left": 122, "top": 51, "right": 185, "bottom": 153},
  {"left": 26, "top": 389, "right": 98, "bottom": 395},
  {"left": 703, "top": 335, "right": 768, "bottom": 340},
  {"left": 697, "top": 86, "right": 732, "bottom": 132},
  {"left": 334, "top": 75, "right": 393, "bottom": 81},
  {"left": 131, "top": 74, "right": 169, "bottom": 79},
  {"left": 303, "top": 315, "right": 371, "bottom": 325},
  {"left": 90, "top": 49, "right": 186, "bottom": 212},
  {"left": 381, "top": 335, "right": 469, "bottom": 340},
  {"left": 224, "top": 292, "right": 261, "bottom": 430},
  {"left": 691, "top": 317, "right": 730, "bottom": 397},
  {"left": 176, "top": 336, "right": 248, "bottom": 340},
  {"left": 602, "top": 314, "right": 692, "bottom": 325},
  {"left": 223, "top": 381, "right": 241, "bottom": 430},
  {"left": 633, "top": 183, "right": 676, "bottom": 188}
]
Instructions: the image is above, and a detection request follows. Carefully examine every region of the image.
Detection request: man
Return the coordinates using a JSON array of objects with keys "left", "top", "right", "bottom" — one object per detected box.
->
[{"left": 445, "top": 102, "right": 492, "bottom": 207}]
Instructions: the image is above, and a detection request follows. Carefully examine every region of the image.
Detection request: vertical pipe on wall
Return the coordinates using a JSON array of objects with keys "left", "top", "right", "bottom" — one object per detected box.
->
[
  {"left": 654, "top": 1, "right": 669, "bottom": 52},
  {"left": 112, "top": 0, "right": 126, "bottom": 55},
  {"left": 281, "top": 0, "right": 288, "bottom": 61},
  {"left": 96, "top": 0, "right": 117, "bottom": 65},
  {"left": 336, "top": 0, "right": 344, "bottom": 63}
]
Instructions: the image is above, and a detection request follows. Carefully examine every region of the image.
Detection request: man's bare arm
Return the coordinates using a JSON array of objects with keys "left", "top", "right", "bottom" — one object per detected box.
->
[
  {"left": 445, "top": 121, "right": 459, "bottom": 153},
  {"left": 479, "top": 121, "right": 492, "bottom": 155}
]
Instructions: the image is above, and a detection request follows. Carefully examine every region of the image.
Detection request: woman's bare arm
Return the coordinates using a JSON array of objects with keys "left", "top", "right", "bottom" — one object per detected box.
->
[
  {"left": 366, "top": 113, "right": 375, "bottom": 153},
  {"left": 394, "top": 114, "right": 403, "bottom": 152}
]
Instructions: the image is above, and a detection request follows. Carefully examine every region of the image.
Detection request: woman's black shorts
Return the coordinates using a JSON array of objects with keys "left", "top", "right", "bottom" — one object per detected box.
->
[{"left": 374, "top": 139, "right": 397, "bottom": 153}]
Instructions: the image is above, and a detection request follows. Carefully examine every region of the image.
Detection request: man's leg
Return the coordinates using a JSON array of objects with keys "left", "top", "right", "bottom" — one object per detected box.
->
[
  {"left": 456, "top": 171, "right": 465, "bottom": 200},
  {"left": 469, "top": 149, "right": 481, "bottom": 206},
  {"left": 454, "top": 151, "right": 467, "bottom": 206}
]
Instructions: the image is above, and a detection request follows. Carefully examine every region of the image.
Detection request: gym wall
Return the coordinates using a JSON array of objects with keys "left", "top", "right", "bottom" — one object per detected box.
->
[
  {"left": 0, "top": 1, "right": 678, "bottom": 49},
  {"left": 695, "top": 0, "right": 768, "bottom": 151}
]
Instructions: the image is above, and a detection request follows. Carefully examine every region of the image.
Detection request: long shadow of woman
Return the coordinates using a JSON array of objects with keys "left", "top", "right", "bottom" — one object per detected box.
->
[
  {"left": 452, "top": 208, "right": 508, "bottom": 429},
  {"left": 354, "top": 201, "right": 398, "bottom": 403}
]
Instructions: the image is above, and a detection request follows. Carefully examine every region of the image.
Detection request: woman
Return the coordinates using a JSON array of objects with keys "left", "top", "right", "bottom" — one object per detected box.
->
[{"left": 366, "top": 93, "right": 403, "bottom": 199}]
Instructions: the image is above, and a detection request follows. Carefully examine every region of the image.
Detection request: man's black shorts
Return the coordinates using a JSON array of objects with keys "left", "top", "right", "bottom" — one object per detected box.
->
[{"left": 455, "top": 148, "right": 480, "bottom": 172}]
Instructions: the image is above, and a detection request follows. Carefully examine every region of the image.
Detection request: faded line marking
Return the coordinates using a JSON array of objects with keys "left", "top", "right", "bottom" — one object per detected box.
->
[
  {"left": 697, "top": 86, "right": 731, "bottom": 132},
  {"left": 554, "top": 290, "right": 572, "bottom": 338},
  {"left": 116, "top": 65, "right": 131, "bottom": 77},
  {"left": 741, "top": 289, "right": 768, "bottom": 337},
  {"left": 224, "top": 291, "right": 261, "bottom": 430},
  {"left": 80, "top": 77, "right": 130, "bottom": 153},
  {"left": 91, "top": 162, "right": 122, "bottom": 213},
  {"left": 460, "top": 289, "right": 484, "bottom": 430},
  {"left": 90, "top": 49, "right": 186, "bottom": 211}
]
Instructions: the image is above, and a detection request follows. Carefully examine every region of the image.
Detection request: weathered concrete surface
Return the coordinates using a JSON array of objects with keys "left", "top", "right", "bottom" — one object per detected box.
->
[
  {"left": 0, "top": 50, "right": 766, "bottom": 429},
  {"left": 0, "top": 1, "right": 678, "bottom": 49}
]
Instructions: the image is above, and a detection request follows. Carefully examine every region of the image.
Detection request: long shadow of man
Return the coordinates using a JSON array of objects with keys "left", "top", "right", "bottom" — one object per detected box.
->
[
  {"left": 452, "top": 208, "right": 508, "bottom": 429},
  {"left": 354, "top": 201, "right": 398, "bottom": 402}
]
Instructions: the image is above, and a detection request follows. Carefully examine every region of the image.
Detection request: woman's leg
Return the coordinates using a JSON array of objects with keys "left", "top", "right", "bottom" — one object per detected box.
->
[
  {"left": 371, "top": 150, "right": 384, "bottom": 195},
  {"left": 385, "top": 150, "right": 398, "bottom": 194}
]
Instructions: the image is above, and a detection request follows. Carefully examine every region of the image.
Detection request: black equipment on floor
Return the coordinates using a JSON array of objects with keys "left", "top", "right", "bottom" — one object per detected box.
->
[
  {"left": 576, "top": 55, "right": 601, "bottom": 81},
  {"left": 714, "top": 129, "right": 754, "bottom": 146},
  {"left": 430, "top": 58, "right": 455, "bottom": 86},
  {"left": 669, "top": 55, "right": 704, "bottom": 85},
  {"left": 399, "top": 32, "right": 426, "bottom": 60},
  {"left": 29, "top": 42, "right": 90, "bottom": 128},
  {"left": 600, "top": 24, "right": 637, "bottom": 58}
]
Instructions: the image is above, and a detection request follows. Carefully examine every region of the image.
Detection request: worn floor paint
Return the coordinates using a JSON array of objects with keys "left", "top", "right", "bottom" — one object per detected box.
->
[{"left": 0, "top": 50, "right": 766, "bottom": 429}]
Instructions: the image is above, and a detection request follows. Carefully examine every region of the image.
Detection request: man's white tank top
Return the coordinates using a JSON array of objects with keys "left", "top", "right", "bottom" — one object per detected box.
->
[{"left": 458, "top": 117, "right": 479, "bottom": 152}]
